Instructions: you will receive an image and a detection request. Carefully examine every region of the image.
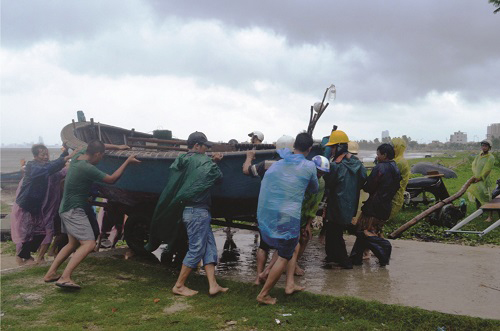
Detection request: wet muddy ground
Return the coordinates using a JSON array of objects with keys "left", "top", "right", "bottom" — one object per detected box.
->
[{"left": 211, "top": 228, "right": 500, "bottom": 320}]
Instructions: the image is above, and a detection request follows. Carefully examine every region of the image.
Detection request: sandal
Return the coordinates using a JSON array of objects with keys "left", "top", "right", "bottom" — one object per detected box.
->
[{"left": 55, "top": 281, "right": 81, "bottom": 290}]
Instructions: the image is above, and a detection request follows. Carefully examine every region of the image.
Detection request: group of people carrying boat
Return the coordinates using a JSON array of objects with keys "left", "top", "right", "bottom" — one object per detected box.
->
[{"left": 10, "top": 128, "right": 496, "bottom": 303}]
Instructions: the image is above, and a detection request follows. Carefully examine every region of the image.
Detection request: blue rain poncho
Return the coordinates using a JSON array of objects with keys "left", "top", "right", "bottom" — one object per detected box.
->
[{"left": 257, "top": 149, "right": 319, "bottom": 247}]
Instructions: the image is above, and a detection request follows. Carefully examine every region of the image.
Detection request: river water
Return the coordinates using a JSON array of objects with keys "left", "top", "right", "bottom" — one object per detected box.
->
[
  {"left": 0, "top": 148, "right": 438, "bottom": 173},
  {"left": 1, "top": 148, "right": 62, "bottom": 173}
]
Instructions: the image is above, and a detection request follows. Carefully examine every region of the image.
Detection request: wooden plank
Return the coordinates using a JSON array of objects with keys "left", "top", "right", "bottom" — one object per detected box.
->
[{"left": 481, "top": 197, "right": 500, "bottom": 210}]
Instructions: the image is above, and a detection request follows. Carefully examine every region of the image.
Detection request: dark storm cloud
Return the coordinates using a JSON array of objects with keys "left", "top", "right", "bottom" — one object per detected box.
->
[
  {"left": 0, "top": 0, "right": 140, "bottom": 47},
  {"left": 2, "top": 0, "right": 499, "bottom": 104},
  {"left": 147, "top": 0, "right": 500, "bottom": 101}
]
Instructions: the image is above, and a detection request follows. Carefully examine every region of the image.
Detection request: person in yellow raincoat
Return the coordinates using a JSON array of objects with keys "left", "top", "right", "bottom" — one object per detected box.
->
[
  {"left": 389, "top": 138, "right": 411, "bottom": 221},
  {"left": 468, "top": 139, "right": 495, "bottom": 222}
]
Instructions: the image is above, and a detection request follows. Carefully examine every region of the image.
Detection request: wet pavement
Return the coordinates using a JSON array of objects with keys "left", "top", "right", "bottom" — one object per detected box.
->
[{"left": 212, "top": 228, "right": 500, "bottom": 320}]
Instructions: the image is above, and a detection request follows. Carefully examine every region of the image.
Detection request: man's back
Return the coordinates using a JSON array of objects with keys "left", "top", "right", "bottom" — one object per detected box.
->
[
  {"left": 362, "top": 160, "right": 401, "bottom": 220},
  {"left": 257, "top": 151, "right": 318, "bottom": 241},
  {"left": 326, "top": 154, "right": 367, "bottom": 225}
]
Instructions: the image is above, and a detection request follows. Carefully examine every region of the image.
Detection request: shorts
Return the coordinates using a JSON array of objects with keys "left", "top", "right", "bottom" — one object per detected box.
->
[
  {"left": 258, "top": 229, "right": 271, "bottom": 252},
  {"left": 260, "top": 234, "right": 298, "bottom": 260},
  {"left": 182, "top": 207, "right": 218, "bottom": 268},
  {"left": 60, "top": 208, "right": 96, "bottom": 241}
]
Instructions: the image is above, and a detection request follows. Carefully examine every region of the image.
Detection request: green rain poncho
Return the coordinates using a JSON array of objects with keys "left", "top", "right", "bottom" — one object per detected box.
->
[
  {"left": 325, "top": 155, "right": 367, "bottom": 225},
  {"left": 468, "top": 152, "right": 496, "bottom": 205},
  {"left": 144, "top": 153, "right": 222, "bottom": 253},
  {"left": 300, "top": 176, "right": 325, "bottom": 227},
  {"left": 389, "top": 137, "right": 411, "bottom": 220}
]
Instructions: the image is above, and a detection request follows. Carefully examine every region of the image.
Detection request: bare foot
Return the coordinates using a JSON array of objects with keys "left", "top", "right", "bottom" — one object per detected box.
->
[
  {"left": 485, "top": 217, "right": 492, "bottom": 223},
  {"left": 285, "top": 283, "right": 305, "bottom": 295},
  {"left": 15, "top": 256, "right": 26, "bottom": 266},
  {"left": 209, "top": 285, "right": 229, "bottom": 296},
  {"left": 43, "top": 272, "right": 61, "bottom": 282},
  {"left": 294, "top": 265, "right": 305, "bottom": 276},
  {"left": 172, "top": 285, "right": 198, "bottom": 297},
  {"left": 257, "top": 294, "right": 277, "bottom": 305},
  {"left": 258, "top": 271, "right": 269, "bottom": 282},
  {"left": 35, "top": 257, "right": 46, "bottom": 265},
  {"left": 254, "top": 276, "right": 264, "bottom": 286},
  {"left": 17, "top": 257, "right": 36, "bottom": 266}
]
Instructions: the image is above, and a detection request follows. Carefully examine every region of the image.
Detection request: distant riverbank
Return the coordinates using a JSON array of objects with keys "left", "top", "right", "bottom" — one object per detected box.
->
[{"left": 357, "top": 150, "right": 442, "bottom": 163}]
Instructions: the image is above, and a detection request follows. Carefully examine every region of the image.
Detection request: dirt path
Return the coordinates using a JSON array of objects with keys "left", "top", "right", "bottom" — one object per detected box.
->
[{"left": 2, "top": 230, "right": 499, "bottom": 320}]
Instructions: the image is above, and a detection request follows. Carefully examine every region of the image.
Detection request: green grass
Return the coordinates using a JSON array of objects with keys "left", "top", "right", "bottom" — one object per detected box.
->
[
  {"left": 0, "top": 240, "right": 16, "bottom": 255},
  {"left": 382, "top": 152, "right": 500, "bottom": 246},
  {"left": 1, "top": 200, "right": 12, "bottom": 214},
  {"left": 1, "top": 257, "right": 499, "bottom": 330}
]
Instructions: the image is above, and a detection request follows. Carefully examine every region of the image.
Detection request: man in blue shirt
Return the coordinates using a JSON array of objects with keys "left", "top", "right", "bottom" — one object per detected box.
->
[{"left": 256, "top": 132, "right": 319, "bottom": 305}]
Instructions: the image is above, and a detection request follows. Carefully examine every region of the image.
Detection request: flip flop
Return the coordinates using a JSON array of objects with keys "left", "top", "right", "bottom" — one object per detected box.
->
[
  {"left": 55, "top": 281, "right": 81, "bottom": 290},
  {"left": 44, "top": 276, "right": 61, "bottom": 283}
]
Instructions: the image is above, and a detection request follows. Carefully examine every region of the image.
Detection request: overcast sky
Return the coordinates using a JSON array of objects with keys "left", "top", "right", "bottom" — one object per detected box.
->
[{"left": 1, "top": 0, "right": 499, "bottom": 146}]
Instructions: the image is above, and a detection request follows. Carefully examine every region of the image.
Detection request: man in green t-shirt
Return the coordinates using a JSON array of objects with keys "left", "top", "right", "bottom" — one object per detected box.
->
[{"left": 44, "top": 140, "right": 139, "bottom": 289}]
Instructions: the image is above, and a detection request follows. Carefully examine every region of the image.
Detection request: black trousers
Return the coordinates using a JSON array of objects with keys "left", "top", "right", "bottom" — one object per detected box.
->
[
  {"left": 350, "top": 232, "right": 392, "bottom": 266},
  {"left": 325, "top": 222, "right": 349, "bottom": 263}
]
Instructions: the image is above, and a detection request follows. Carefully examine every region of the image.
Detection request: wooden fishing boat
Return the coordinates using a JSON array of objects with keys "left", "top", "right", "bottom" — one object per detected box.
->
[
  {"left": 61, "top": 118, "right": 324, "bottom": 254},
  {"left": 61, "top": 86, "right": 334, "bottom": 256}
]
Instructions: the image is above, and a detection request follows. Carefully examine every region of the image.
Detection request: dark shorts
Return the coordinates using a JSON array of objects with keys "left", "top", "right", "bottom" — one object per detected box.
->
[
  {"left": 258, "top": 230, "right": 271, "bottom": 252},
  {"left": 260, "top": 235, "right": 298, "bottom": 260}
]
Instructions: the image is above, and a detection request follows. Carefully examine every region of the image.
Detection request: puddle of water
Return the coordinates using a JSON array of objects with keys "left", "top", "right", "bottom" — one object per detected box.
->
[{"left": 140, "top": 227, "right": 500, "bottom": 319}]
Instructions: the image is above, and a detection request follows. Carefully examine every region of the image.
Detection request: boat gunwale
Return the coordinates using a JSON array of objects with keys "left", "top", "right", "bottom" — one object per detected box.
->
[{"left": 61, "top": 122, "right": 278, "bottom": 160}]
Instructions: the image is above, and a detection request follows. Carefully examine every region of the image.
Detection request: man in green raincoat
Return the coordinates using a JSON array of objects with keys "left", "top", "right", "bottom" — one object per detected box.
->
[
  {"left": 323, "top": 130, "right": 367, "bottom": 269},
  {"left": 468, "top": 139, "right": 496, "bottom": 222},
  {"left": 146, "top": 131, "right": 228, "bottom": 297},
  {"left": 389, "top": 137, "right": 411, "bottom": 221}
]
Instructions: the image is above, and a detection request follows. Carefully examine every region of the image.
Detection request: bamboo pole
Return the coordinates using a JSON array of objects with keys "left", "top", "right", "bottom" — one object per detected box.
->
[
  {"left": 388, "top": 177, "right": 475, "bottom": 239},
  {"left": 128, "top": 144, "right": 188, "bottom": 151}
]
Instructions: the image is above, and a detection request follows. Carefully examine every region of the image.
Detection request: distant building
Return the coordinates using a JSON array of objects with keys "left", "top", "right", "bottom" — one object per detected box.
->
[
  {"left": 487, "top": 123, "right": 500, "bottom": 140},
  {"left": 381, "top": 130, "right": 390, "bottom": 140},
  {"left": 450, "top": 131, "right": 467, "bottom": 144}
]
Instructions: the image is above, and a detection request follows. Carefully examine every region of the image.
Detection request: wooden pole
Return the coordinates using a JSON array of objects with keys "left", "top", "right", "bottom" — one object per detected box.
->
[{"left": 388, "top": 177, "right": 475, "bottom": 239}]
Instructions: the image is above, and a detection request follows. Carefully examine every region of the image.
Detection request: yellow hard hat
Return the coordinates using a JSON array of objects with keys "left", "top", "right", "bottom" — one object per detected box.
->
[{"left": 326, "top": 130, "right": 349, "bottom": 146}]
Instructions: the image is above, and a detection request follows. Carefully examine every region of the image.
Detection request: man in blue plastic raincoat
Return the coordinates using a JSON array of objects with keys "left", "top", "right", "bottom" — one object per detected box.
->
[{"left": 256, "top": 132, "right": 319, "bottom": 305}]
